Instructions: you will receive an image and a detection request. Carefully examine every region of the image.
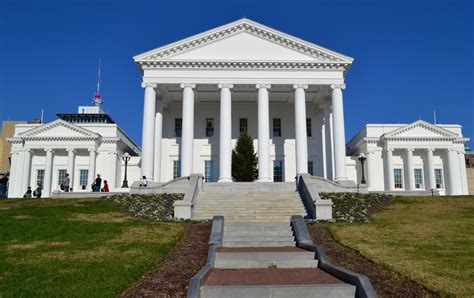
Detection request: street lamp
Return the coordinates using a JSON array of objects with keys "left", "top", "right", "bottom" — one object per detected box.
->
[
  {"left": 122, "top": 152, "right": 131, "bottom": 188},
  {"left": 358, "top": 153, "right": 367, "bottom": 185}
]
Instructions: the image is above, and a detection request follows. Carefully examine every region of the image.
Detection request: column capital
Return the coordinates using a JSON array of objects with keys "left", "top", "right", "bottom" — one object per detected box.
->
[
  {"left": 293, "top": 84, "right": 308, "bottom": 90},
  {"left": 88, "top": 148, "right": 96, "bottom": 153},
  {"left": 330, "top": 83, "right": 346, "bottom": 91},
  {"left": 66, "top": 148, "right": 76, "bottom": 153},
  {"left": 425, "top": 147, "right": 435, "bottom": 152},
  {"left": 406, "top": 148, "right": 415, "bottom": 152},
  {"left": 44, "top": 148, "right": 54, "bottom": 153},
  {"left": 180, "top": 83, "right": 196, "bottom": 89},
  {"left": 218, "top": 83, "right": 233, "bottom": 89},
  {"left": 141, "top": 82, "right": 157, "bottom": 89},
  {"left": 256, "top": 83, "right": 271, "bottom": 90},
  {"left": 24, "top": 148, "right": 32, "bottom": 153},
  {"left": 385, "top": 148, "right": 394, "bottom": 153}
]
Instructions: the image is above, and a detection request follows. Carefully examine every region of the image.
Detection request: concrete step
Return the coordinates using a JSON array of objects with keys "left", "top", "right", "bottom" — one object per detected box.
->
[
  {"left": 201, "top": 284, "right": 356, "bottom": 298},
  {"left": 224, "top": 230, "right": 293, "bottom": 237},
  {"left": 223, "top": 241, "right": 295, "bottom": 247},
  {"left": 216, "top": 251, "right": 315, "bottom": 261},
  {"left": 223, "top": 236, "right": 295, "bottom": 242}
]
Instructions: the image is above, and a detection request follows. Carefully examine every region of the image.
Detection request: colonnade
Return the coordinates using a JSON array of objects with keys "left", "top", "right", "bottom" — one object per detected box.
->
[{"left": 141, "top": 82, "right": 348, "bottom": 182}]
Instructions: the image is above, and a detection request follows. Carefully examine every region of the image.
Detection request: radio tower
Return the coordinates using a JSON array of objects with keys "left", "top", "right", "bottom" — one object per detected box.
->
[{"left": 92, "top": 59, "right": 103, "bottom": 109}]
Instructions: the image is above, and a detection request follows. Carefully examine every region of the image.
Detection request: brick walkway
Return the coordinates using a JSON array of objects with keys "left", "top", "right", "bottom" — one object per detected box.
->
[{"left": 204, "top": 268, "right": 345, "bottom": 286}]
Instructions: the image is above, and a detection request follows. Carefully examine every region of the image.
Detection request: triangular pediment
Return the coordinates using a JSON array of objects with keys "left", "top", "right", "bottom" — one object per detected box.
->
[
  {"left": 19, "top": 119, "right": 99, "bottom": 138},
  {"left": 134, "top": 18, "right": 353, "bottom": 64},
  {"left": 383, "top": 120, "right": 459, "bottom": 139}
]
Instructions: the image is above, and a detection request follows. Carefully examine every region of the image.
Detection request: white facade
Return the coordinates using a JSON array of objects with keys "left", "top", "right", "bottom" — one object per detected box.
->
[
  {"left": 134, "top": 18, "right": 353, "bottom": 184},
  {"left": 8, "top": 119, "right": 141, "bottom": 198},
  {"left": 346, "top": 120, "right": 469, "bottom": 195}
]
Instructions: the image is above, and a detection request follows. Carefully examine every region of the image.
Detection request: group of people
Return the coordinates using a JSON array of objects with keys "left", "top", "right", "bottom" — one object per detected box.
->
[
  {"left": 91, "top": 174, "right": 109, "bottom": 192},
  {"left": 22, "top": 173, "right": 110, "bottom": 199}
]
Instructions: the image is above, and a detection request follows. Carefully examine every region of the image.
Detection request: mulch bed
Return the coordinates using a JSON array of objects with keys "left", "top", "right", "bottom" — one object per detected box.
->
[
  {"left": 307, "top": 223, "right": 439, "bottom": 297},
  {"left": 122, "top": 223, "right": 211, "bottom": 298}
]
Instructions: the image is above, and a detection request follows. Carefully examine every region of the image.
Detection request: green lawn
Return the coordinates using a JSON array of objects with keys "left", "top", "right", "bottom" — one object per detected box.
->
[
  {"left": 0, "top": 198, "right": 185, "bottom": 297},
  {"left": 329, "top": 196, "right": 474, "bottom": 296}
]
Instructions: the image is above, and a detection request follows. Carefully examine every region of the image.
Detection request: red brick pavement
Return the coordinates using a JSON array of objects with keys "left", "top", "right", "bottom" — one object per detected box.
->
[{"left": 204, "top": 268, "right": 345, "bottom": 286}]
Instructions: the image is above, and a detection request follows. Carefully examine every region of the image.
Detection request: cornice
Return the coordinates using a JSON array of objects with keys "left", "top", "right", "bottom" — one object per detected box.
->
[
  {"left": 138, "top": 60, "right": 349, "bottom": 71},
  {"left": 21, "top": 136, "right": 99, "bottom": 142},
  {"left": 19, "top": 119, "right": 100, "bottom": 138}
]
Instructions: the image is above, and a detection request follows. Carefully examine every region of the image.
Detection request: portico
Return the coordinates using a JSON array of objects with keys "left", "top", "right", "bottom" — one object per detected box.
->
[{"left": 134, "top": 18, "right": 353, "bottom": 183}]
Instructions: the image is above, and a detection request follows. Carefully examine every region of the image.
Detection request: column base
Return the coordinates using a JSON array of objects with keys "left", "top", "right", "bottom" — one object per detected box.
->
[
  {"left": 218, "top": 178, "right": 233, "bottom": 183},
  {"left": 257, "top": 177, "right": 272, "bottom": 182}
]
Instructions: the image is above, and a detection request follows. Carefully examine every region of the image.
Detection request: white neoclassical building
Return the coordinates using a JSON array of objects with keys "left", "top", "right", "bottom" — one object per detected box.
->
[{"left": 7, "top": 18, "right": 470, "bottom": 197}]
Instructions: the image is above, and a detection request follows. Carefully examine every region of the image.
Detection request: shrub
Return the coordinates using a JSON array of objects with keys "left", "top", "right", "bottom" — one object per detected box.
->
[
  {"left": 104, "top": 193, "right": 184, "bottom": 221},
  {"left": 320, "top": 192, "right": 393, "bottom": 223}
]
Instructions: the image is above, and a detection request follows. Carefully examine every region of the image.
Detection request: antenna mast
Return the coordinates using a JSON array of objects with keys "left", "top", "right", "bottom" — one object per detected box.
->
[
  {"left": 92, "top": 59, "right": 103, "bottom": 108},
  {"left": 433, "top": 110, "right": 437, "bottom": 124}
]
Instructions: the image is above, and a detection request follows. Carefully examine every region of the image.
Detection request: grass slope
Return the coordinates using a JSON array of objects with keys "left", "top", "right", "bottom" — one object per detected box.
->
[
  {"left": 329, "top": 196, "right": 474, "bottom": 296},
  {"left": 0, "top": 199, "right": 185, "bottom": 297}
]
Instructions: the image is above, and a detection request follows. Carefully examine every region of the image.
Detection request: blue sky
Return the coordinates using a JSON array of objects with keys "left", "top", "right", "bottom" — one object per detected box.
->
[{"left": 1, "top": 0, "right": 473, "bottom": 147}]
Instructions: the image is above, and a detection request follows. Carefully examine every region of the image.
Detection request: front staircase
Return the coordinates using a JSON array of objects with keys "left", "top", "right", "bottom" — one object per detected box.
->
[{"left": 191, "top": 184, "right": 357, "bottom": 297}]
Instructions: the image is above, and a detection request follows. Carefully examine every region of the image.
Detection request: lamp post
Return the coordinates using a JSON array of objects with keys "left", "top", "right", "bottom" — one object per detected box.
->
[
  {"left": 358, "top": 153, "right": 367, "bottom": 185},
  {"left": 122, "top": 152, "right": 131, "bottom": 188}
]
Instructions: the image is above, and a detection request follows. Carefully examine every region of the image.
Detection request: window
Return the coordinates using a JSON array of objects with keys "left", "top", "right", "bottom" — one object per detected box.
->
[
  {"left": 204, "top": 160, "right": 214, "bottom": 182},
  {"left": 239, "top": 118, "right": 248, "bottom": 136},
  {"left": 36, "top": 169, "right": 45, "bottom": 187},
  {"left": 205, "top": 118, "right": 214, "bottom": 137},
  {"left": 175, "top": 118, "right": 182, "bottom": 137},
  {"left": 273, "top": 160, "right": 283, "bottom": 182},
  {"left": 308, "top": 161, "right": 314, "bottom": 176},
  {"left": 414, "top": 169, "right": 423, "bottom": 189},
  {"left": 273, "top": 118, "right": 281, "bottom": 137},
  {"left": 394, "top": 169, "right": 403, "bottom": 189},
  {"left": 173, "top": 161, "right": 181, "bottom": 179},
  {"left": 58, "top": 169, "right": 67, "bottom": 186},
  {"left": 435, "top": 169, "right": 443, "bottom": 189},
  {"left": 306, "top": 118, "right": 312, "bottom": 137},
  {"left": 79, "top": 170, "right": 88, "bottom": 190}
]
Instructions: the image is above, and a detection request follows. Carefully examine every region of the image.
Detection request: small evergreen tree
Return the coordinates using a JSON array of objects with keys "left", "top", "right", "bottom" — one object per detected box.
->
[{"left": 232, "top": 132, "right": 258, "bottom": 182}]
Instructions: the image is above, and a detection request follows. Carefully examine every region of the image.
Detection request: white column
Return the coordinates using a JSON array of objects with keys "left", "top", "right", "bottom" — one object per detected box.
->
[
  {"left": 330, "top": 84, "right": 347, "bottom": 181},
  {"left": 294, "top": 84, "right": 309, "bottom": 174},
  {"left": 87, "top": 149, "right": 96, "bottom": 188},
  {"left": 384, "top": 148, "right": 394, "bottom": 191},
  {"left": 180, "top": 83, "right": 196, "bottom": 177},
  {"left": 323, "top": 98, "right": 333, "bottom": 180},
  {"left": 43, "top": 148, "right": 54, "bottom": 197},
  {"left": 256, "top": 83, "right": 271, "bottom": 182},
  {"left": 66, "top": 149, "right": 75, "bottom": 191},
  {"left": 446, "top": 149, "right": 461, "bottom": 195},
  {"left": 7, "top": 151, "right": 20, "bottom": 198},
  {"left": 218, "top": 83, "right": 233, "bottom": 182},
  {"left": 425, "top": 148, "right": 436, "bottom": 190},
  {"left": 22, "top": 149, "right": 32, "bottom": 191},
  {"left": 316, "top": 109, "right": 326, "bottom": 177},
  {"left": 153, "top": 97, "right": 163, "bottom": 182},
  {"left": 458, "top": 150, "right": 468, "bottom": 195},
  {"left": 405, "top": 148, "right": 415, "bottom": 191},
  {"left": 141, "top": 82, "right": 157, "bottom": 180}
]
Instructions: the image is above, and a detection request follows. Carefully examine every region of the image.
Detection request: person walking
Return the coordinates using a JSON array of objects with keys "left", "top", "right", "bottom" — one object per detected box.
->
[
  {"left": 62, "top": 173, "right": 70, "bottom": 192},
  {"left": 102, "top": 180, "right": 109, "bottom": 192}
]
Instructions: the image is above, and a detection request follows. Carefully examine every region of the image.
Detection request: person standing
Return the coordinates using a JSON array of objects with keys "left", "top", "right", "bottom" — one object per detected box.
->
[
  {"left": 23, "top": 186, "right": 32, "bottom": 198},
  {"left": 63, "top": 173, "right": 70, "bottom": 192},
  {"left": 0, "top": 174, "right": 7, "bottom": 197},
  {"left": 102, "top": 180, "right": 109, "bottom": 192},
  {"left": 93, "top": 174, "right": 102, "bottom": 192}
]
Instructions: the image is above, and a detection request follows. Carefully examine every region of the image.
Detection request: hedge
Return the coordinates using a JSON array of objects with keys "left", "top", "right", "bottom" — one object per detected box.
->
[
  {"left": 104, "top": 193, "right": 184, "bottom": 221},
  {"left": 320, "top": 192, "right": 393, "bottom": 223}
]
